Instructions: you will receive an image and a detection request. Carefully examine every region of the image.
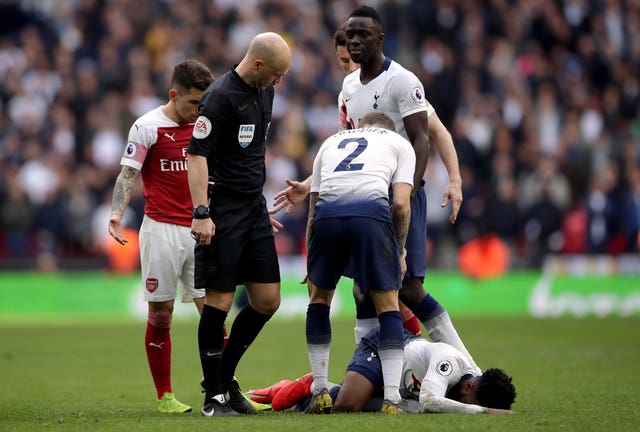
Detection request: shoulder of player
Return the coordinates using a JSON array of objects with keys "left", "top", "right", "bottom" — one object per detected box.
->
[
  {"left": 386, "top": 62, "right": 422, "bottom": 86},
  {"left": 130, "top": 107, "right": 168, "bottom": 135},
  {"left": 388, "top": 60, "right": 417, "bottom": 76}
]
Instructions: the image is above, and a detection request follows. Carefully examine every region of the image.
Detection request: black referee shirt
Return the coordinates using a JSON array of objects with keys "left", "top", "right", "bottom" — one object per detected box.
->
[{"left": 188, "top": 67, "right": 274, "bottom": 196}]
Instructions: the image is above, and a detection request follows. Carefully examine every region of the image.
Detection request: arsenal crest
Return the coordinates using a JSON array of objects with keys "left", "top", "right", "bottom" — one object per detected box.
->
[{"left": 146, "top": 277, "right": 158, "bottom": 293}]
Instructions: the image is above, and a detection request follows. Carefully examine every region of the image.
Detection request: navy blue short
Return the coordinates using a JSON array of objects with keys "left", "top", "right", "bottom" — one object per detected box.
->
[
  {"left": 194, "top": 193, "right": 280, "bottom": 291},
  {"left": 346, "top": 331, "right": 384, "bottom": 391},
  {"left": 344, "top": 185, "right": 427, "bottom": 282},
  {"left": 346, "top": 327, "right": 417, "bottom": 390},
  {"left": 307, "top": 215, "right": 402, "bottom": 293},
  {"left": 404, "top": 186, "right": 427, "bottom": 279}
]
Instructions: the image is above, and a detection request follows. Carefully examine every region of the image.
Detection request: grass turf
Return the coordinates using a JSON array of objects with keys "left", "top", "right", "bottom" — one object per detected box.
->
[{"left": 1, "top": 317, "right": 638, "bottom": 431}]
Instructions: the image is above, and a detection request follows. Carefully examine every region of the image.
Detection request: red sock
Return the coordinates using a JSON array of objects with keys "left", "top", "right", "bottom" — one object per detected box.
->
[
  {"left": 401, "top": 309, "right": 422, "bottom": 336},
  {"left": 223, "top": 323, "right": 229, "bottom": 350},
  {"left": 146, "top": 313, "right": 172, "bottom": 399}
]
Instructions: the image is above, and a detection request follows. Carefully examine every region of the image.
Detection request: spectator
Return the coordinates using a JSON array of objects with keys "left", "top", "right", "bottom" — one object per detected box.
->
[{"left": 0, "top": 0, "right": 638, "bottom": 269}]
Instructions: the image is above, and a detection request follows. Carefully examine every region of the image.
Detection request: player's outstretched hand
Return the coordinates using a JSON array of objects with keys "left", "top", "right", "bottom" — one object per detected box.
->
[
  {"left": 441, "top": 180, "right": 463, "bottom": 224},
  {"left": 271, "top": 178, "right": 311, "bottom": 215},
  {"left": 484, "top": 408, "right": 515, "bottom": 414}
]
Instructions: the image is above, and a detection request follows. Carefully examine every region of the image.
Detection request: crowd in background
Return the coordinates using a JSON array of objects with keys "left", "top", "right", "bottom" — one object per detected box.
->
[{"left": 0, "top": 0, "right": 639, "bottom": 271}]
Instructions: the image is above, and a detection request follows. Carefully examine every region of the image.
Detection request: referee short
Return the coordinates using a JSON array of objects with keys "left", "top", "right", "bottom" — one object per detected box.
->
[{"left": 194, "top": 193, "right": 280, "bottom": 291}]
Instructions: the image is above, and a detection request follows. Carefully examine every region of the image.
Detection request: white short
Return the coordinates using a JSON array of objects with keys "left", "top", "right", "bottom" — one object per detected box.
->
[{"left": 139, "top": 215, "right": 204, "bottom": 303}]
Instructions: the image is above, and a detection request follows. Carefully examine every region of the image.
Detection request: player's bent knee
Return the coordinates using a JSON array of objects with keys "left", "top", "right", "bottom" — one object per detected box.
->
[
  {"left": 399, "top": 277, "right": 427, "bottom": 306},
  {"left": 250, "top": 297, "right": 280, "bottom": 315}
]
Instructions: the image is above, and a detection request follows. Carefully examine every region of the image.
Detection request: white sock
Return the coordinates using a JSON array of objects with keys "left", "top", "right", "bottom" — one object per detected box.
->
[
  {"left": 379, "top": 347, "right": 403, "bottom": 403},
  {"left": 354, "top": 318, "right": 378, "bottom": 346},
  {"left": 307, "top": 343, "right": 330, "bottom": 391}
]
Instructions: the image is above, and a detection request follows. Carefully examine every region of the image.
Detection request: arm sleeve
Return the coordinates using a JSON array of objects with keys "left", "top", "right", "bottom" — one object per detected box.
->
[
  {"left": 187, "top": 91, "right": 227, "bottom": 157},
  {"left": 338, "top": 90, "right": 348, "bottom": 130},
  {"left": 121, "top": 121, "right": 154, "bottom": 170},
  {"left": 391, "top": 134, "right": 416, "bottom": 186},
  {"left": 310, "top": 145, "right": 324, "bottom": 193},
  {"left": 418, "top": 352, "right": 485, "bottom": 414},
  {"left": 419, "top": 392, "right": 485, "bottom": 414},
  {"left": 392, "top": 71, "right": 433, "bottom": 119}
]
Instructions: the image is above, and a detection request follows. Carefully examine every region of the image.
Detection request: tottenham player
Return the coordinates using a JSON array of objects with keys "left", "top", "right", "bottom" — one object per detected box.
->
[
  {"left": 333, "top": 327, "right": 515, "bottom": 414},
  {"left": 304, "top": 112, "right": 414, "bottom": 415},
  {"left": 247, "top": 327, "right": 516, "bottom": 414},
  {"left": 108, "top": 59, "right": 213, "bottom": 414},
  {"left": 338, "top": 5, "right": 477, "bottom": 371},
  {"left": 257, "top": 327, "right": 516, "bottom": 414},
  {"left": 271, "top": 8, "right": 470, "bottom": 365}
]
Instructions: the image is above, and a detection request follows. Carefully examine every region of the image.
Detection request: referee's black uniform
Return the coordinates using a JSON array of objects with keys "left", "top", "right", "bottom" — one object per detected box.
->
[{"left": 188, "top": 67, "right": 280, "bottom": 291}]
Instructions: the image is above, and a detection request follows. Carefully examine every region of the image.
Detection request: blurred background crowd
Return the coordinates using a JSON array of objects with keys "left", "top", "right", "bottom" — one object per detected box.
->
[{"left": 0, "top": 0, "right": 639, "bottom": 272}]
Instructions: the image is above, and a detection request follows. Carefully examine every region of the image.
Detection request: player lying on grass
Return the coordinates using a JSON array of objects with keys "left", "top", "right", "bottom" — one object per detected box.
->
[{"left": 247, "top": 326, "right": 516, "bottom": 414}]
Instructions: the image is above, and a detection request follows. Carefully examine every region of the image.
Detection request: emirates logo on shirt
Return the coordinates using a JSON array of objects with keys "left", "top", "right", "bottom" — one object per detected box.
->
[{"left": 146, "top": 278, "right": 158, "bottom": 293}]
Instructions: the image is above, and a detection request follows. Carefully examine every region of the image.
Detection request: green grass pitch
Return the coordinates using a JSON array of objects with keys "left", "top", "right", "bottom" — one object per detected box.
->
[{"left": 1, "top": 317, "right": 639, "bottom": 431}]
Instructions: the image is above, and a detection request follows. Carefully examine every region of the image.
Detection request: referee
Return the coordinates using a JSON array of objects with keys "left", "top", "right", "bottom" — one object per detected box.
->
[{"left": 187, "top": 32, "right": 292, "bottom": 417}]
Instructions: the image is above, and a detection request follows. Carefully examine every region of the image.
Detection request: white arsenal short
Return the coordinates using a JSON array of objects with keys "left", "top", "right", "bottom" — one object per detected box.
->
[{"left": 139, "top": 215, "right": 204, "bottom": 303}]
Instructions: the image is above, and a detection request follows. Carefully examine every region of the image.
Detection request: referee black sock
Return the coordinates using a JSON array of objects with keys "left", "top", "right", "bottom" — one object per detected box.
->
[
  {"left": 198, "top": 304, "right": 227, "bottom": 398},
  {"left": 220, "top": 305, "right": 272, "bottom": 389}
]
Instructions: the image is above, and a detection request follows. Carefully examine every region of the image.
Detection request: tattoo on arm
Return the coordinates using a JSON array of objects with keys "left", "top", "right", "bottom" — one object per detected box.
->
[
  {"left": 392, "top": 208, "right": 411, "bottom": 253},
  {"left": 111, "top": 166, "right": 139, "bottom": 216}
]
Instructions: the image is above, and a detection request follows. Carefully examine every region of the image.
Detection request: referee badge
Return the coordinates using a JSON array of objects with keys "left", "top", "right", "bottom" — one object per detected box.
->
[
  {"left": 193, "top": 116, "right": 212, "bottom": 139},
  {"left": 238, "top": 124, "right": 255, "bottom": 148}
]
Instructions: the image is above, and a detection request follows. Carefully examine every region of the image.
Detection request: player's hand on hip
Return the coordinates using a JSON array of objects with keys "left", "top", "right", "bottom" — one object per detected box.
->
[
  {"left": 108, "top": 214, "right": 127, "bottom": 245},
  {"left": 191, "top": 218, "right": 215, "bottom": 245}
]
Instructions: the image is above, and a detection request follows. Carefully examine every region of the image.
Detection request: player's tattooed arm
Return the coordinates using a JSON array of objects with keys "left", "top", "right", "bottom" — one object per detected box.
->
[
  {"left": 108, "top": 166, "right": 140, "bottom": 245},
  {"left": 111, "top": 166, "right": 140, "bottom": 216},
  {"left": 392, "top": 207, "right": 411, "bottom": 254}
]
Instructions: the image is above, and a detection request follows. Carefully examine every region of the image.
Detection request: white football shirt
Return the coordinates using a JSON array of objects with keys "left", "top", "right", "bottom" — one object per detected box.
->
[
  {"left": 339, "top": 58, "right": 435, "bottom": 140},
  {"left": 401, "top": 339, "right": 485, "bottom": 414},
  {"left": 310, "top": 127, "right": 415, "bottom": 203}
]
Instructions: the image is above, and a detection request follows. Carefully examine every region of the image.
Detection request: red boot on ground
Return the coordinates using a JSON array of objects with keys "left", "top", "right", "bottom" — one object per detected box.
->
[
  {"left": 246, "top": 379, "right": 294, "bottom": 404},
  {"left": 271, "top": 373, "right": 314, "bottom": 411}
]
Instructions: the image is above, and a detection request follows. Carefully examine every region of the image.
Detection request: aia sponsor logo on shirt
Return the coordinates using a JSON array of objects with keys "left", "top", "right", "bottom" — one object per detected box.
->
[
  {"left": 146, "top": 277, "right": 159, "bottom": 293},
  {"left": 402, "top": 369, "right": 422, "bottom": 394}
]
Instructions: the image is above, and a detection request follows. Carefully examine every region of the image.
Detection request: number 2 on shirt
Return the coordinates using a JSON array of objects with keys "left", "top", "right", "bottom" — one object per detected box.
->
[{"left": 334, "top": 137, "right": 367, "bottom": 171}]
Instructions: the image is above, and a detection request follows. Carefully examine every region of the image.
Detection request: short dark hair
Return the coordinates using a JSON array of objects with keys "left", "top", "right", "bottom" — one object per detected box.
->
[
  {"left": 333, "top": 27, "right": 347, "bottom": 49},
  {"left": 171, "top": 59, "right": 214, "bottom": 93},
  {"left": 359, "top": 112, "right": 395, "bottom": 131},
  {"left": 349, "top": 5, "right": 383, "bottom": 28},
  {"left": 475, "top": 368, "right": 516, "bottom": 410}
]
